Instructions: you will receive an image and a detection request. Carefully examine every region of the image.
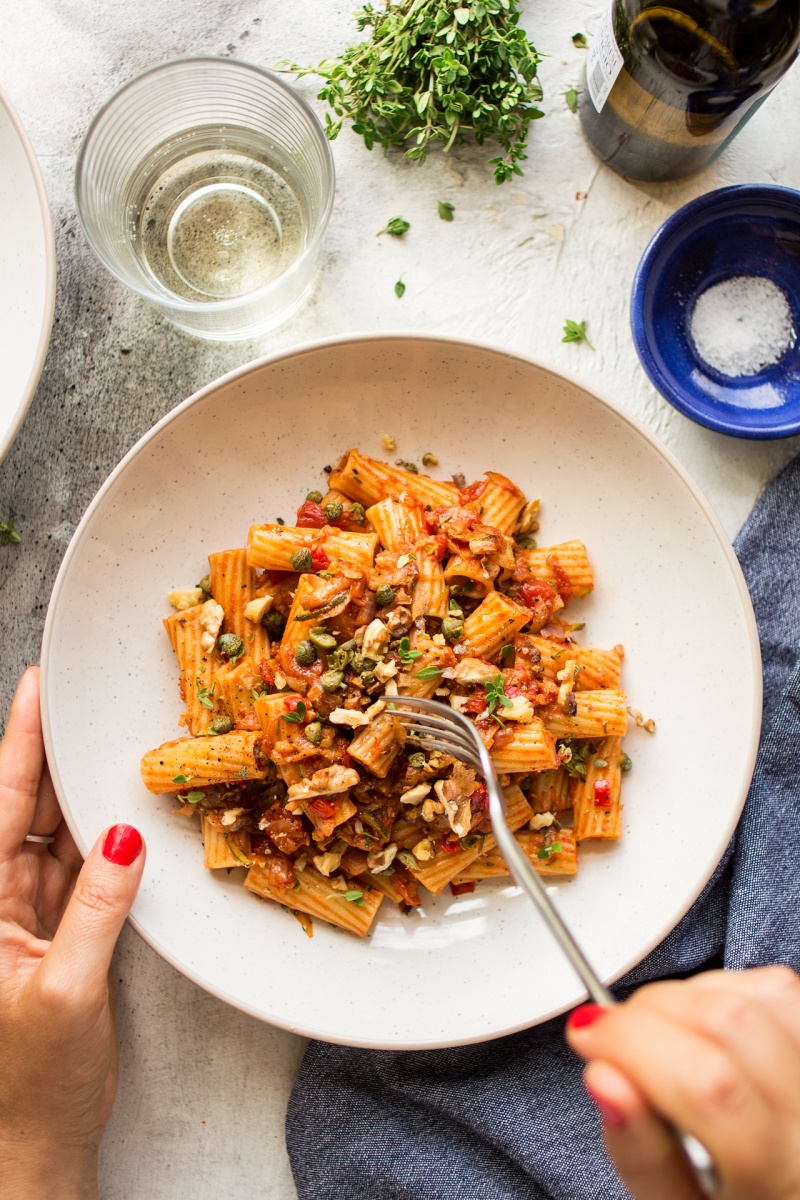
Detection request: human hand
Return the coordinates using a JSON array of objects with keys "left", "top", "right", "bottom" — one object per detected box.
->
[
  {"left": 566, "top": 966, "right": 800, "bottom": 1200},
  {"left": 0, "top": 667, "right": 145, "bottom": 1200}
]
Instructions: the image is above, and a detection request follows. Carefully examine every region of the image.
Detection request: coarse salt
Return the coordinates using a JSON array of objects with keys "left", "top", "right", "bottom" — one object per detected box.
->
[{"left": 689, "top": 275, "right": 794, "bottom": 378}]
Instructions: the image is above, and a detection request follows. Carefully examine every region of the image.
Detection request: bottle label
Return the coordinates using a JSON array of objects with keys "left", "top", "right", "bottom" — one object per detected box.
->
[{"left": 586, "top": 9, "right": 624, "bottom": 113}]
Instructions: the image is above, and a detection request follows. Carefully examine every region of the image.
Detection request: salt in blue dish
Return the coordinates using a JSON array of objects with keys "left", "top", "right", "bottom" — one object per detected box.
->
[{"left": 630, "top": 184, "right": 800, "bottom": 439}]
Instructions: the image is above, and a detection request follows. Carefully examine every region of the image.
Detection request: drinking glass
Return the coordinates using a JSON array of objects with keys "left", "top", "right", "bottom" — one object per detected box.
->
[{"left": 76, "top": 58, "right": 335, "bottom": 341}]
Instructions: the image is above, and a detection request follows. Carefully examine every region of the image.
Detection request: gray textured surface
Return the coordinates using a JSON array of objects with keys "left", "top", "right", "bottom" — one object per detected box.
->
[{"left": 2, "top": 2, "right": 800, "bottom": 1196}]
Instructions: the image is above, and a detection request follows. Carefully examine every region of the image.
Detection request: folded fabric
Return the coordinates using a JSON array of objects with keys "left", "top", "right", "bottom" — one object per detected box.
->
[{"left": 287, "top": 454, "right": 800, "bottom": 1200}]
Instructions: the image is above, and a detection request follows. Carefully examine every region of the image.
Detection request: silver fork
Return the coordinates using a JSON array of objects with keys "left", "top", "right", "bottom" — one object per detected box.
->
[{"left": 392, "top": 694, "right": 718, "bottom": 1197}]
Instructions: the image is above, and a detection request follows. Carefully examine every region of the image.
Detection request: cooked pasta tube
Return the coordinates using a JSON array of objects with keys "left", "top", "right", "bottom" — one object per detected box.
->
[
  {"left": 200, "top": 813, "right": 252, "bottom": 869},
  {"left": 216, "top": 656, "right": 263, "bottom": 729},
  {"left": 453, "top": 828, "right": 578, "bottom": 881},
  {"left": 140, "top": 732, "right": 269, "bottom": 793},
  {"left": 465, "top": 472, "right": 526, "bottom": 535},
  {"left": 519, "top": 541, "right": 594, "bottom": 598},
  {"left": 208, "top": 548, "right": 270, "bottom": 662},
  {"left": 461, "top": 591, "right": 530, "bottom": 659},
  {"left": 329, "top": 448, "right": 459, "bottom": 508},
  {"left": 489, "top": 721, "right": 559, "bottom": 773},
  {"left": 541, "top": 690, "right": 628, "bottom": 739},
  {"left": 525, "top": 636, "right": 621, "bottom": 690},
  {"left": 163, "top": 604, "right": 223, "bottom": 735},
  {"left": 526, "top": 767, "right": 573, "bottom": 813},
  {"left": 366, "top": 497, "right": 427, "bottom": 550},
  {"left": 244, "top": 863, "right": 384, "bottom": 937},
  {"left": 246, "top": 524, "right": 377, "bottom": 573},
  {"left": 570, "top": 736, "right": 624, "bottom": 840}
]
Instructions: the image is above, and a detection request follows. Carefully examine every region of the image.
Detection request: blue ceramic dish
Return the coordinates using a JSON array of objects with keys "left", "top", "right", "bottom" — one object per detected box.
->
[{"left": 631, "top": 184, "right": 800, "bottom": 439}]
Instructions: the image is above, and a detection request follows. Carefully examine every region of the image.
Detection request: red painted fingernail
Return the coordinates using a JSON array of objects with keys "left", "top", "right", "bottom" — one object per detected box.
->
[
  {"left": 586, "top": 1088, "right": 628, "bottom": 1130},
  {"left": 567, "top": 1003, "right": 607, "bottom": 1031},
  {"left": 102, "top": 824, "right": 143, "bottom": 866}
]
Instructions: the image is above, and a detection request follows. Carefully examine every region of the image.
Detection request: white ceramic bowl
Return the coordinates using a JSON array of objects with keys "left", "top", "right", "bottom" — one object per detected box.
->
[
  {"left": 41, "top": 335, "right": 761, "bottom": 1049},
  {"left": 0, "top": 85, "right": 56, "bottom": 461}
]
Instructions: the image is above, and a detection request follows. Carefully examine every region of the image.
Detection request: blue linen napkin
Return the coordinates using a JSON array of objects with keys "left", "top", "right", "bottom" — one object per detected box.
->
[{"left": 286, "top": 453, "right": 800, "bottom": 1200}]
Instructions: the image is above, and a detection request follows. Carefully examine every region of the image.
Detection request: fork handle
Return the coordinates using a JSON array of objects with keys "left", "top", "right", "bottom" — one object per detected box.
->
[{"left": 498, "top": 835, "right": 720, "bottom": 1194}]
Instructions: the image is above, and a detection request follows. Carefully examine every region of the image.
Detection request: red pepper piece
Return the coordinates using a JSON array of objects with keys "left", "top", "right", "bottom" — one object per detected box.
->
[
  {"left": 594, "top": 778, "right": 612, "bottom": 808},
  {"left": 441, "top": 836, "right": 460, "bottom": 853},
  {"left": 310, "top": 797, "right": 337, "bottom": 819},
  {"left": 519, "top": 579, "right": 556, "bottom": 608},
  {"left": 450, "top": 881, "right": 476, "bottom": 896},
  {"left": 310, "top": 547, "right": 330, "bottom": 571},
  {"left": 296, "top": 500, "right": 326, "bottom": 528}
]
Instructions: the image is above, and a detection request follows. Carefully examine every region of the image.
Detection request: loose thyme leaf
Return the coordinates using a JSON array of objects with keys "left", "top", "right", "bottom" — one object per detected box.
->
[
  {"left": 281, "top": 700, "right": 308, "bottom": 724},
  {"left": 340, "top": 889, "right": 365, "bottom": 905},
  {"left": 378, "top": 216, "right": 410, "bottom": 237},
  {"left": 196, "top": 677, "right": 216, "bottom": 711},
  {"left": 484, "top": 674, "right": 512, "bottom": 723},
  {"left": 398, "top": 636, "right": 422, "bottom": 666},
  {"left": 0, "top": 519, "right": 21, "bottom": 546},
  {"left": 172, "top": 774, "right": 189, "bottom": 784},
  {"left": 394, "top": 278, "right": 406, "bottom": 299},
  {"left": 564, "top": 87, "right": 579, "bottom": 113},
  {"left": 537, "top": 841, "right": 563, "bottom": 860},
  {"left": 562, "top": 319, "right": 595, "bottom": 350},
  {"left": 285, "top": 0, "right": 543, "bottom": 185},
  {"left": 186, "top": 791, "right": 206, "bottom": 804},
  {"left": 415, "top": 666, "right": 441, "bottom": 681},
  {"left": 572, "top": 33, "right": 588, "bottom": 48},
  {"left": 438, "top": 201, "right": 455, "bottom": 222}
]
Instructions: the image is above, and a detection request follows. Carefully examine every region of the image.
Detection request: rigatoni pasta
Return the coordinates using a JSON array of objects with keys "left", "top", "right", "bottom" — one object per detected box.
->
[{"left": 141, "top": 447, "right": 636, "bottom": 938}]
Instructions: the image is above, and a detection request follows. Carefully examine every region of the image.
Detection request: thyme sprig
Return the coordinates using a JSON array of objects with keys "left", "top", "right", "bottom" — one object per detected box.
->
[{"left": 286, "top": 0, "right": 543, "bottom": 184}]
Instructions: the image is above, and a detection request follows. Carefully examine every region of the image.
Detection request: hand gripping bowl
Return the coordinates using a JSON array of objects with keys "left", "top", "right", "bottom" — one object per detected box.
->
[{"left": 40, "top": 335, "right": 761, "bottom": 1049}]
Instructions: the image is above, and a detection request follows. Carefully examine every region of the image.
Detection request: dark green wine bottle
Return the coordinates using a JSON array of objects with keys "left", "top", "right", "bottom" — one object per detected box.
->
[{"left": 580, "top": 0, "right": 800, "bottom": 182}]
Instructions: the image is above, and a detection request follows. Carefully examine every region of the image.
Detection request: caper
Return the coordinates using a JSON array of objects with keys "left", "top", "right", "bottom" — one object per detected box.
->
[
  {"left": 375, "top": 584, "right": 395, "bottom": 607},
  {"left": 320, "top": 669, "right": 344, "bottom": 692},
  {"left": 262, "top": 609, "right": 285, "bottom": 636},
  {"left": 210, "top": 714, "right": 233, "bottom": 735},
  {"left": 294, "top": 640, "right": 317, "bottom": 667},
  {"left": 442, "top": 616, "right": 465, "bottom": 643},
  {"left": 198, "top": 574, "right": 213, "bottom": 597},
  {"left": 306, "top": 490, "right": 323, "bottom": 503},
  {"left": 327, "top": 647, "right": 349, "bottom": 671},
  {"left": 408, "top": 752, "right": 426, "bottom": 768},
  {"left": 217, "top": 632, "right": 244, "bottom": 659},
  {"left": 323, "top": 500, "right": 343, "bottom": 522},
  {"left": 359, "top": 671, "right": 376, "bottom": 688},
  {"left": 291, "top": 548, "right": 313, "bottom": 572},
  {"left": 305, "top": 720, "right": 323, "bottom": 745},
  {"left": 515, "top": 535, "right": 537, "bottom": 550},
  {"left": 349, "top": 502, "right": 366, "bottom": 525},
  {"left": 309, "top": 627, "right": 337, "bottom": 651},
  {"left": 421, "top": 452, "right": 439, "bottom": 467}
]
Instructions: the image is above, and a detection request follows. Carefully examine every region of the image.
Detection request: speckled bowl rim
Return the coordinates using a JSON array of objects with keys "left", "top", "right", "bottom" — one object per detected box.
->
[
  {"left": 40, "top": 332, "right": 762, "bottom": 1048},
  {"left": 0, "top": 83, "right": 57, "bottom": 463},
  {"left": 630, "top": 183, "right": 800, "bottom": 440}
]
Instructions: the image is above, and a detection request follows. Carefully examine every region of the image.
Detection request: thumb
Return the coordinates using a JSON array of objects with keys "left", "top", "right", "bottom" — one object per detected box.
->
[{"left": 42, "top": 824, "right": 145, "bottom": 1001}]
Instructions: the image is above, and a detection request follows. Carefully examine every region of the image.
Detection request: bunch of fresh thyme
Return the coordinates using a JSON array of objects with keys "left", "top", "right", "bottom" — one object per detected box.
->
[{"left": 287, "top": 0, "right": 543, "bottom": 183}]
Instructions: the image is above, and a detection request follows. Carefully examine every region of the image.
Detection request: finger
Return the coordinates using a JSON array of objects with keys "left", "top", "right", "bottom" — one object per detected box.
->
[
  {"left": 50, "top": 815, "right": 83, "bottom": 873},
  {"left": 27, "top": 760, "right": 61, "bottom": 838},
  {"left": 584, "top": 1061, "right": 704, "bottom": 1200},
  {"left": 670, "top": 966, "right": 800, "bottom": 1059},
  {"left": 566, "top": 1002, "right": 771, "bottom": 1168},
  {"left": 637, "top": 972, "right": 800, "bottom": 1116},
  {"left": 0, "top": 667, "right": 46, "bottom": 856},
  {"left": 39, "top": 824, "right": 145, "bottom": 1003}
]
